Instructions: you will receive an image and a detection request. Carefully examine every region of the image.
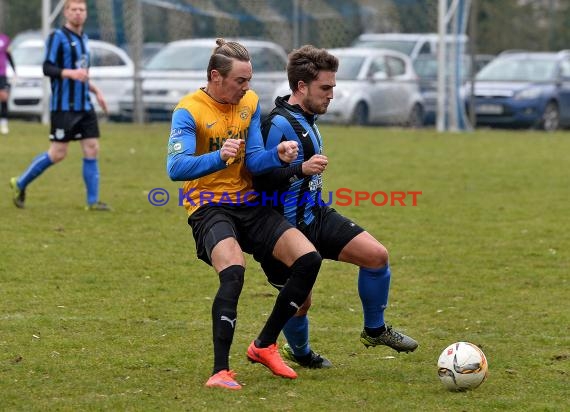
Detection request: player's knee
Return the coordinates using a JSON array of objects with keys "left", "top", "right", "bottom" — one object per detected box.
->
[
  {"left": 217, "top": 265, "right": 245, "bottom": 303},
  {"left": 366, "top": 243, "right": 389, "bottom": 269},
  {"left": 48, "top": 150, "right": 67, "bottom": 163},
  {"left": 291, "top": 251, "right": 322, "bottom": 289}
]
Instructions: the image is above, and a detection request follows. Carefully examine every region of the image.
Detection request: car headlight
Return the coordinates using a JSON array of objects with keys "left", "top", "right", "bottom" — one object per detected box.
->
[{"left": 514, "top": 88, "right": 542, "bottom": 100}]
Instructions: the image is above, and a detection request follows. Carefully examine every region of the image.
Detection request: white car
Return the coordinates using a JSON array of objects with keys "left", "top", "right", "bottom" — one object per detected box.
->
[
  {"left": 118, "top": 38, "right": 288, "bottom": 122},
  {"left": 7, "top": 38, "right": 134, "bottom": 120},
  {"left": 274, "top": 48, "right": 425, "bottom": 127}
]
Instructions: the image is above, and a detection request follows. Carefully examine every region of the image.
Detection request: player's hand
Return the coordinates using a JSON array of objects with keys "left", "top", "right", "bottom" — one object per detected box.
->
[
  {"left": 220, "top": 138, "right": 243, "bottom": 162},
  {"left": 95, "top": 90, "right": 108, "bottom": 115},
  {"left": 277, "top": 141, "right": 299, "bottom": 163},
  {"left": 72, "top": 68, "right": 89, "bottom": 82},
  {"left": 301, "top": 154, "right": 328, "bottom": 175}
]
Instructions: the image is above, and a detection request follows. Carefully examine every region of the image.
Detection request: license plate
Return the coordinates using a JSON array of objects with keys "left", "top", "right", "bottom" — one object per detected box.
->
[{"left": 476, "top": 104, "right": 503, "bottom": 115}]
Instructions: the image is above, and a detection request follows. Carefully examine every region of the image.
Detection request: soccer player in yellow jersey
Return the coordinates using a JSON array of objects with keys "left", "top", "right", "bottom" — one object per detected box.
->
[{"left": 167, "top": 39, "right": 322, "bottom": 390}]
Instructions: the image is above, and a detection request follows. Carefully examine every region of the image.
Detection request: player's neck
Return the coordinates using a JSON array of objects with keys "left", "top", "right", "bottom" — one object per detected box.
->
[
  {"left": 287, "top": 94, "right": 311, "bottom": 114},
  {"left": 64, "top": 22, "right": 83, "bottom": 35},
  {"left": 203, "top": 86, "right": 228, "bottom": 105}
]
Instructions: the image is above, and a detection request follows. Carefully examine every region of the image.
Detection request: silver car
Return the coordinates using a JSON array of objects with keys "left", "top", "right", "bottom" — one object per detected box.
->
[
  {"left": 275, "top": 48, "right": 424, "bottom": 126},
  {"left": 8, "top": 38, "right": 134, "bottom": 120},
  {"left": 352, "top": 33, "right": 469, "bottom": 62},
  {"left": 119, "top": 38, "right": 288, "bottom": 122}
]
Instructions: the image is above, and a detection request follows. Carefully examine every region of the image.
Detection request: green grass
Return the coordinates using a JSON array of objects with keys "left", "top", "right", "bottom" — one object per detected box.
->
[{"left": 1, "top": 120, "right": 568, "bottom": 411}]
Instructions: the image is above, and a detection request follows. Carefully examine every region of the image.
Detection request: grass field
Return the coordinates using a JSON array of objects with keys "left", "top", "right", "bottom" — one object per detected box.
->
[{"left": 1, "top": 120, "right": 568, "bottom": 411}]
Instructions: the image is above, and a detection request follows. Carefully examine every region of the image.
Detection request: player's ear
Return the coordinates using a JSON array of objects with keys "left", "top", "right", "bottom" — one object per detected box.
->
[{"left": 211, "top": 69, "right": 221, "bottom": 84}]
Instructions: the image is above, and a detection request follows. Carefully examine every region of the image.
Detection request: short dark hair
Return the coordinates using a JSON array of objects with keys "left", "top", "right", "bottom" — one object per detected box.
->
[
  {"left": 287, "top": 45, "right": 338, "bottom": 92},
  {"left": 207, "top": 38, "right": 250, "bottom": 81}
]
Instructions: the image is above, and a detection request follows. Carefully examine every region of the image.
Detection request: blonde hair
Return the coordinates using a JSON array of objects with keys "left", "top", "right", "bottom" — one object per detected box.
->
[
  {"left": 64, "top": 0, "right": 86, "bottom": 9},
  {"left": 207, "top": 38, "right": 250, "bottom": 81}
]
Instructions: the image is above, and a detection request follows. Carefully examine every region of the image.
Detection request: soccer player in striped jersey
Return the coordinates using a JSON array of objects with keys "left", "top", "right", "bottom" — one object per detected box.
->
[
  {"left": 167, "top": 38, "right": 323, "bottom": 390},
  {"left": 254, "top": 45, "right": 418, "bottom": 369},
  {"left": 10, "top": 0, "right": 110, "bottom": 211}
]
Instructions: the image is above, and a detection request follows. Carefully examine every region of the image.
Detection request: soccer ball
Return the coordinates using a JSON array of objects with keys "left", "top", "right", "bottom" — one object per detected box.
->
[{"left": 437, "top": 342, "right": 488, "bottom": 391}]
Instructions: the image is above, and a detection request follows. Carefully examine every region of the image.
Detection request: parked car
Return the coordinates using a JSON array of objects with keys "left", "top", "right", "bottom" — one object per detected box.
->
[
  {"left": 118, "top": 38, "right": 288, "bottom": 122},
  {"left": 121, "top": 42, "right": 165, "bottom": 65},
  {"left": 9, "top": 29, "right": 42, "bottom": 50},
  {"left": 7, "top": 38, "right": 134, "bottom": 120},
  {"left": 274, "top": 47, "right": 424, "bottom": 127},
  {"left": 352, "top": 33, "right": 468, "bottom": 61},
  {"left": 412, "top": 54, "right": 494, "bottom": 124},
  {"left": 465, "top": 50, "right": 570, "bottom": 130}
]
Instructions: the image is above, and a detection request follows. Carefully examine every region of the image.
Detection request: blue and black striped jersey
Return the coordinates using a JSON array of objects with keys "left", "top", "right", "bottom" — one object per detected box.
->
[
  {"left": 254, "top": 96, "right": 324, "bottom": 228},
  {"left": 43, "top": 26, "right": 92, "bottom": 112}
]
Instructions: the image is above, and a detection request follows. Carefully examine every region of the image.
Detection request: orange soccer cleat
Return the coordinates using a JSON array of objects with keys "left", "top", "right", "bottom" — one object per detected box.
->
[
  {"left": 205, "top": 369, "right": 242, "bottom": 390},
  {"left": 246, "top": 341, "right": 297, "bottom": 379}
]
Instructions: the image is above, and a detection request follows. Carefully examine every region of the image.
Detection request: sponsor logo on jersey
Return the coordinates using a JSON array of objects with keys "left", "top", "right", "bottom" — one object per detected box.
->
[{"left": 168, "top": 141, "right": 183, "bottom": 155}]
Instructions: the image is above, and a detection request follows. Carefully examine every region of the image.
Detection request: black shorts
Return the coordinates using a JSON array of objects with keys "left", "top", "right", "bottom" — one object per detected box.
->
[
  {"left": 261, "top": 206, "right": 364, "bottom": 288},
  {"left": 49, "top": 109, "right": 100, "bottom": 142},
  {"left": 0, "top": 76, "right": 9, "bottom": 91},
  {"left": 188, "top": 203, "right": 294, "bottom": 266}
]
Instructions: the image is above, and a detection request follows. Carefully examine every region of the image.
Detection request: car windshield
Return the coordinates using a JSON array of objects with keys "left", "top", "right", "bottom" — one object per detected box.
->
[
  {"left": 353, "top": 40, "right": 415, "bottom": 56},
  {"left": 336, "top": 55, "right": 365, "bottom": 80},
  {"left": 413, "top": 56, "right": 472, "bottom": 80},
  {"left": 144, "top": 43, "right": 281, "bottom": 73},
  {"left": 476, "top": 58, "right": 557, "bottom": 82},
  {"left": 12, "top": 45, "right": 44, "bottom": 66},
  {"left": 144, "top": 45, "right": 212, "bottom": 70},
  {"left": 412, "top": 57, "right": 439, "bottom": 79}
]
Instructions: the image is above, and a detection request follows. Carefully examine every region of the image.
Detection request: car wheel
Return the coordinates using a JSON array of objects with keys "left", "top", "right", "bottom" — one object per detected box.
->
[
  {"left": 540, "top": 101, "right": 559, "bottom": 131},
  {"left": 407, "top": 104, "right": 424, "bottom": 128},
  {"left": 351, "top": 102, "right": 369, "bottom": 125}
]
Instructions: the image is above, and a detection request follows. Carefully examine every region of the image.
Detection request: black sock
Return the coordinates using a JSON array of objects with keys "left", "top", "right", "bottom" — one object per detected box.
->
[
  {"left": 256, "top": 252, "right": 321, "bottom": 347},
  {"left": 365, "top": 325, "right": 386, "bottom": 338},
  {"left": 294, "top": 351, "right": 313, "bottom": 362},
  {"left": 211, "top": 265, "right": 245, "bottom": 374},
  {"left": 0, "top": 101, "right": 7, "bottom": 118}
]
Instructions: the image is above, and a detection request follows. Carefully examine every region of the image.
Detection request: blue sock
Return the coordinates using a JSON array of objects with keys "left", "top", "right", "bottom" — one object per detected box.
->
[
  {"left": 282, "top": 314, "right": 310, "bottom": 357},
  {"left": 17, "top": 152, "right": 53, "bottom": 190},
  {"left": 358, "top": 265, "right": 391, "bottom": 329},
  {"left": 83, "top": 158, "right": 99, "bottom": 205}
]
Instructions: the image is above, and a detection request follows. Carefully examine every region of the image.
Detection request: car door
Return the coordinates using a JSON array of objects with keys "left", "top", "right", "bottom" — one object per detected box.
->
[
  {"left": 383, "top": 55, "right": 412, "bottom": 122},
  {"left": 89, "top": 43, "right": 134, "bottom": 117},
  {"left": 558, "top": 58, "right": 570, "bottom": 125},
  {"left": 365, "top": 55, "right": 394, "bottom": 123}
]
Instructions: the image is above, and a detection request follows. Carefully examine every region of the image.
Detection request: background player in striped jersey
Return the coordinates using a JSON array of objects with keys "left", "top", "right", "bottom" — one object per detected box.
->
[
  {"left": 254, "top": 45, "right": 418, "bottom": 369},
  {"left": 10, "top": 0, "right": 110, "bottom": 211}
]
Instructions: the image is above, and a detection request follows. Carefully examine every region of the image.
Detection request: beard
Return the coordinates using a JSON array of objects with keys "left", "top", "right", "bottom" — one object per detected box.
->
[{"left": 303, "top": 96, "right": 328, "bottom": 115}]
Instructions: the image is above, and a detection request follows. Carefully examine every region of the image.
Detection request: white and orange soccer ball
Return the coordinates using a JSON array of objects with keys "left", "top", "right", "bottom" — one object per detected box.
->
[{"left": 437, "top": 342, "right": 489, "bottom": 391}]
